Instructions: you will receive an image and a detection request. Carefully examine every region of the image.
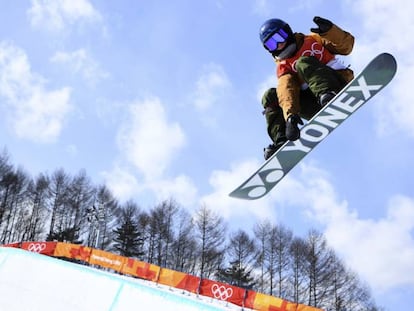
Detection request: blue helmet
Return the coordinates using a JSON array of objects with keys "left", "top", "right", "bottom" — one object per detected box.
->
[{"left": 259, "top": 18, "right": 294, "bottom": 56}]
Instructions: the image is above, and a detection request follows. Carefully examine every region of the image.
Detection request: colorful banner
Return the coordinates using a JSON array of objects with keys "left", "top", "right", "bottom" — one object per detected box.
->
[
  {"left": 157, "top": 268, "right": 200, "bottom": 293},
  {"left": 285, "top": 302, "right": 323, "bottom": 311},
  {"left": 121, "top": 258, "right": 141, "bottom": 276},
  {"left": 88, "top": 249, "right": 126, "bottom": 272},
  {"left": 21, "top": 241, "right": 57, "bottom": 256},
  {"left": 53, "top": 242, "right": 92, "bottom": 261},
  {"left": 121, "top": 258, "right": 160, "bottom": 282},
  {"left": 245, "top": 291, "right": 287, "bottom": 311},
  {"left": 135, "top": 261, "right": 160, "bottom": 282},
  {"left": 199, "top": 279, "right": 246, "bottom": 307},
  {"left": 1, "top": 242, "right": 20, "bottom": 248},
  {"left": 175, "top": 273, "right": 200, "bottom": 294}
]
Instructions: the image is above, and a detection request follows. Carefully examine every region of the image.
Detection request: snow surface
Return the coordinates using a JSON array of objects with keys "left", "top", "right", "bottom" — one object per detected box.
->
[{"left": 0, "top": 247, "right": 247, "bottom": 311}]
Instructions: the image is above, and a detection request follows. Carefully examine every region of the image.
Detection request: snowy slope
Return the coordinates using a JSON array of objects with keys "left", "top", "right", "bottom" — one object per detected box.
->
[{"left": 0, "top": 247, "right": 246, "bottom": 311}]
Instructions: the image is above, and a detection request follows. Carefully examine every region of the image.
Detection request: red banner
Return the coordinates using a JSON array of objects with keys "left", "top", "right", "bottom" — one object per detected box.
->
[
  {"left": 1, "top": 242, "right": 20, "bottom": 248},
  {"left": 21, "top": 241, "right": 57, "bottom": 256},
  {"left": 176, "top": 274, "right": 200, "bottom": 294},
  {"left": 136, "top": 261, "right": 160, "bottom": 282},
  {"left": 199, "top": 279, "right": 245, "bottom": 307}
]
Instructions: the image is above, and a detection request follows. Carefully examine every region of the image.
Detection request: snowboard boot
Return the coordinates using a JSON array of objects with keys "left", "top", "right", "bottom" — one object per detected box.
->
[
  {"left": 263, "top": 136, "right": 287, "bottom": 160},
  {"left": 264, "top": 144, "right": 278, "bottom": 160},
  {"left": 285, "top": 114, "right": 303, "bottom": 141},
  {"left": 319, "top": 91, "right": 336, "bottom": 107}
]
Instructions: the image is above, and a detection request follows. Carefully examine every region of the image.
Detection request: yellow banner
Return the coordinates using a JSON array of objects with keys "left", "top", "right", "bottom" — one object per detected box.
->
[
  {"left": 53, "top": 242, "right": 92, "bottom": 262},
  {"left": 158, "top": 268, "right": 186, "bottom": 287},
  {"left": 253, "top": 292, "right": 286, "bottom": 310}
]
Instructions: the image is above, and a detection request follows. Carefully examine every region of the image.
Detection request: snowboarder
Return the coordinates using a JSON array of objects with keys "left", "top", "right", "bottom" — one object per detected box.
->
[{"left": 260, "top": 16, "right": 354, "bottom": 159}]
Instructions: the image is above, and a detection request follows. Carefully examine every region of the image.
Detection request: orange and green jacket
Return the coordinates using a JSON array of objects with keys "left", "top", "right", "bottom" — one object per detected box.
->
[{"left": 275, "top": 23, "right": 355, "bottom": 119}]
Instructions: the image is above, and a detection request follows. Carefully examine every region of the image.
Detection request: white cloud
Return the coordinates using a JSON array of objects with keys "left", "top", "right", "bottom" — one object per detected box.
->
[
  {"left": 347, "top": 0, "right": 414, "bottom": 137},
  {"left": 27, "top": 0, "right": 102, "bottom": 32},
  {"left": 148, "top": 175, "right": 198, "bottom": 207},
  {"left": 193, "top": 63, "right": 231, "bottom": 111},
  {"left": 101, "top": 166, "right": 140, "bottom": 201},
  {"left": 102, "top": 165, "right": 198, "bottom": 206},
  {"left": 116, "top": 97, "right": 186, "bottom": 180},
  {"left": 288, "top": 163, "right": 414, "bottom": 292},
  {"left": 201, "top": 159, "right": 281, "bottom": 221},
  {"left": 322, "top": 195, "right": 414, "bottom": 292},
  {"left": 103, "top": 97, "right": 197, "bottom": 206},
  {"left": 0, "top": 42, "right": 71, "bottom": 143},
  {"left": 50, "top": 49, "right": 109, "bottom": 85}
]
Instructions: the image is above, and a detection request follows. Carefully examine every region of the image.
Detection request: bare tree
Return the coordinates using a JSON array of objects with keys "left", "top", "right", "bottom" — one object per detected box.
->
[
  {"left": 253, "top": 222, "right": 293, "bottom": 297},
  {"left": 23, "top": 173, "right": 50, "bottom": 241},
  {"left": 289, "top": 237, "right": 308, "bottom": 303},
  {"left": 193, "top": 205, "right": 226, "bottom": 279},
  {"left": 218, "top": 229, "right": 256, "bottom": 289},
  {"left": 92, "top": 184, "right": 119, "bottom": 250},
  {"left": 144, "top": 199, "right": 179, "bottom": 267},
  {"left": 0, "top": 168, "right": 30, "bottom": 243},
  {"left": 170, "top": 208, "right": 197, "bottom": 273},
  {"left": 47, "top": 168, "right": 70, "bottom": 241},
  {"left": 272, "top": 224, "right": 293, "bottom": 298},
  {"left": 253, "top": 221, "right": 271, "bottom": 293},
  {"left": 65, "top": 170, "right": 95, "bottom": 243},
  {"left": 304, "top": 229, "right": 336, "bottom": 308}
]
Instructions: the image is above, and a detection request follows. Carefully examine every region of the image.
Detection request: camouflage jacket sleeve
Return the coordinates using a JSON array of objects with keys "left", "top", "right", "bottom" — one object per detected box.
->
[{"left": 312, "top": 23, "right": 355, "bottom": 55}]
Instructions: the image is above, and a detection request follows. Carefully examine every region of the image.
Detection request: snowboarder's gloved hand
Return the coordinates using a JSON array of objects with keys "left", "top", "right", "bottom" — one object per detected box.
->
[{"left": 310, "top": 16, "right": 333, "bottom": 34}]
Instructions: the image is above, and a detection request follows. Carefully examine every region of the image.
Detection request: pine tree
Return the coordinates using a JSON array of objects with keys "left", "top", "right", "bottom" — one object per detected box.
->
[
  {"left": 112, "top": 201, "right": 144, "bottom": 258},
  {"left": 218, "top": 229, "right": 256, "bottom": 289},
  {"left": 217, "top": 260, "right": 255, "bottom": 289}
]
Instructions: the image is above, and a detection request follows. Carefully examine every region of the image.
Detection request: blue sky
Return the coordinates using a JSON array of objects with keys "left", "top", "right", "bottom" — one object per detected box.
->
[{"left": 0, "top": 0, "right": 413, "bottom": 309}]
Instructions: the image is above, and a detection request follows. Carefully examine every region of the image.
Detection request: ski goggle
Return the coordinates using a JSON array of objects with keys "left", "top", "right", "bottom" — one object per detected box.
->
[{"left": 264, "top": 29, "right": 288, "bottom": 51}]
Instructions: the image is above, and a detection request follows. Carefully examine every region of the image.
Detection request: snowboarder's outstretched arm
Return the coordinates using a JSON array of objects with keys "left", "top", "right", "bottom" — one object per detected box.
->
[{"left": 310, "top": 16, "right": 355, "bottom": 55}]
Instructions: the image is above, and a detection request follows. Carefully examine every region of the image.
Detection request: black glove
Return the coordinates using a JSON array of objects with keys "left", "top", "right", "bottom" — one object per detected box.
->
[{"left": 310, "top": 16, "right": 333, "bottom": 34}]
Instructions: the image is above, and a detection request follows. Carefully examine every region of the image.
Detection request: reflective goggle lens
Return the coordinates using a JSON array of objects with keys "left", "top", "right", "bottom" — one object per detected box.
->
[{"left": 264, "top": 29, "right": 288, "bottom": 51}]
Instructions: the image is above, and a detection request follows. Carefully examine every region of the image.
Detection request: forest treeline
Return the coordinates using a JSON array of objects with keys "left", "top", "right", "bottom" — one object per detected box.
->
[{"left": 0, "top": 149, "right": 382, "bottom": 310}]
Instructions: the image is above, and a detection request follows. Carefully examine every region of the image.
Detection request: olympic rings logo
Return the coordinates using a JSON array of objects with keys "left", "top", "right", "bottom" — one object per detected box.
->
[
  {"left": 292, "top": 42, "right": 325, "bottom": 72},
  {"left": 301, "top": 42, "right": 325, "bottom": 60},
  {"left": 211, "top": 284, "right": 233, "bottom": 301},
  {"left": 27, "top": 242, "right": 47, "bottom": 253}
]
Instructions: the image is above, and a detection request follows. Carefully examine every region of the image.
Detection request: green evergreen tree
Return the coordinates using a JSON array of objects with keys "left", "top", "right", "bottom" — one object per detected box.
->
[
  {"left": 112, "top": 201, "right": 144, "bottom": 258},
  {"left": 217, "top": 260, "right": 255, "bottom": 289}
]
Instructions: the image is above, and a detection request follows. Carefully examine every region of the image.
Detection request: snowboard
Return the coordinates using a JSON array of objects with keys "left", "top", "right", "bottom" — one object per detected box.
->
[{"left": 229, "top": 53, "right": 397, "bottom": 200}]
